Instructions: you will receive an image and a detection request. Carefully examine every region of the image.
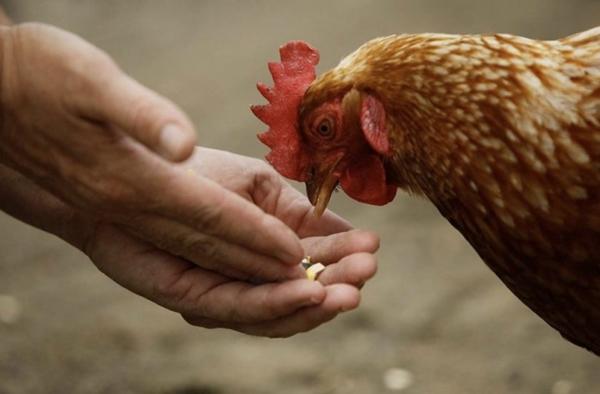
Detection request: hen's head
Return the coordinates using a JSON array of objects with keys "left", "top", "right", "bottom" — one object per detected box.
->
[{"left": 251, "top": 41, "right": 397, "bottom": 215}]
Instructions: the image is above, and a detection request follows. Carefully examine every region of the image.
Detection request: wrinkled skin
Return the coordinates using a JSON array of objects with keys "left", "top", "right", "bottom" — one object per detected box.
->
[
  {"left": 1, "top": 148, "right": 380, "bottom": 337},
  {"left": 95, "top": 149, "right": 380, "bottom": 335},
  {"left": 0, "top": 19, "right": 380, "bottom": 336},
  {"left": 0, "top": 22, "right": 314, "bottom": 282}
]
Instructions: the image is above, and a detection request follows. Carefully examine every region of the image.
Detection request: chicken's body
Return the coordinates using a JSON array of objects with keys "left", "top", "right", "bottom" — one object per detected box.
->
[{"left": 253, "top": 28, "right": 600, "bottom": 354}]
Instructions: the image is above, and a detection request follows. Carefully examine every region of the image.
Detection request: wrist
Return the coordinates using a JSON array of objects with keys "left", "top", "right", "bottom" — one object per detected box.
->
[{"left": 0, "top": 163, "right": 96, "bottom": 251}]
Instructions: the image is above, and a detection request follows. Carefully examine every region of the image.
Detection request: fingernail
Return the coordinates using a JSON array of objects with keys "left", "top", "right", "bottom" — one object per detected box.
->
[{"left": 159, "top": 124, "right": 189, "bottom": 160}]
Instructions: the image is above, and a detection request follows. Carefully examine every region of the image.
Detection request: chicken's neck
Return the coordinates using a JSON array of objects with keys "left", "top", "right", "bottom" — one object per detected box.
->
[{"left": 339, "top": 33, "right": 599, "bottom": 232}]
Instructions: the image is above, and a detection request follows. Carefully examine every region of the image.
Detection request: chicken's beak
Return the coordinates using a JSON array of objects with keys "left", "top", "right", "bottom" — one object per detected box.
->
[{"left": 305, "top": 159, "right": 341, "bottom": 217}]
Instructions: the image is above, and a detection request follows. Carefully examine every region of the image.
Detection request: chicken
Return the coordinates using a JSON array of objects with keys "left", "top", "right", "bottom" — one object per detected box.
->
[{"left": 251, "top": 27, "right": 600, "bottom": 354}]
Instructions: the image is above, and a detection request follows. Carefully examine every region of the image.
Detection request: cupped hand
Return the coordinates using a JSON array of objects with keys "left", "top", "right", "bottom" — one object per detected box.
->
[
  {"left": 0, "top": 23, "right": 309, "bottom": 281},
  {"left": 87, "top": 148, "right": 381, "bottom": 336},
  {"left": 89, "top": 224, "right": 378, "bottom": 337},
  {"left": 3, "top": 155, "right": 379, "bottom": 337},
  {"left": 0, "top": 16, "right": 382, "bottom": 336}
]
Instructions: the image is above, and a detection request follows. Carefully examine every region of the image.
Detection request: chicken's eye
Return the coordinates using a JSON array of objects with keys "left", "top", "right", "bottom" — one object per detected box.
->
[{"left": 315, "top": 118, "right": 335, "bottom": 139}]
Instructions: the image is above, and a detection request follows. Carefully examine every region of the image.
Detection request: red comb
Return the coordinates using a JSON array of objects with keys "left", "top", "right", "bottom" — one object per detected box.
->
[{"left": 251, "top": 41, "right": 319, "bottom": 181}]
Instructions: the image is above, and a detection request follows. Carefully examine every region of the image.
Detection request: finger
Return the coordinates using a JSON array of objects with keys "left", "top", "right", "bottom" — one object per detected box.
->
[
  {"left": 94, "top": 72, "right": 197, "bottom": 162},
  {"left": 301, "top": 229, "right": 380, "bottom": 264},
  {"left": 235, "top": 284, "right": 361, "bottom": 337},
  {"left": 87, "top": 223, "right": 229, "bottom": 311},
  {"left": 153, "top": 171, "right": 305, "bottom": 267},
  {"left": 183, "top": 284, "right": 361, "bottom": 337},
  {"left": 88, "top": 224, "right": 321, "bottom": 322},
  {"left": 269, "top": 186, "right": 353, "bottom": 237},
  {"left": 297, "top": 208, "right": 354, "bottom": 238},
  {"left": 316, "top": 253, "right": 378, "bottom": 287},
  {"left": 125, "top": 213, "right": 305, "bottom": 282},
  {"left": 116, "top": 164, "right": 304, "bottom": 279},
  {"left": 184, "top": 279, "right": 326, "bottom": 323}
]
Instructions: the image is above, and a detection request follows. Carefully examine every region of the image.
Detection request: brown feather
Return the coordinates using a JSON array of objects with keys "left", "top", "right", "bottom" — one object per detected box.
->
[{"left": 308, "top": 28, "right": 600, "bottom": 354}]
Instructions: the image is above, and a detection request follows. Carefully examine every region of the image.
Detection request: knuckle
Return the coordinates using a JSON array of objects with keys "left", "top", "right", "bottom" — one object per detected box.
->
[
  {"left": 192, "top": 200, "right": 224, "bottom": 231},
  {"left": 251, "top": 168, "right": 283, "bottom": 212},
  {"left": 253, "top": 163, "right": 280, "bottom": 186},
  {"left": 153, "top": 271, "right": 187, "bottom": 304},
  {"left": 245, "top": 157, "right": 279, "bottom": 185},
  {"left": 153, "top": 266, "right": 202, "bottom": 312},
  {"left": 88, "top": 177, "right": 135, "bottom": 211},
  {"left": 186, "top": 234, "right": 220, "bottom": 262},
  {"left": 158, "top": 285, "right": 186, "bottom": 309}
]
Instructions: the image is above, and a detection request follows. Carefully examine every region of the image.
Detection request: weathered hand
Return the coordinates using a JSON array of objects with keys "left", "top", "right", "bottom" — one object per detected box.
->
[
  {"left": 89, "top": 149, "right": 380, "bottom": 335},
  {"left": 184, "top": 147, "right": 356, "bottom": 240},
  {"left": 89, "top": 224, "right": 377, "bottom": 337},
  {"left": 1, "top": 163, "right": 378, "bottom": 337},
  {"left": 0, "top": 23, "right": 307, "bottom": 281},
  {"left": 183, "top": 146, "right": 383, "bottom": 279},
  {"left": 0, "top": 17, "right": 380, "bottom": 336}
]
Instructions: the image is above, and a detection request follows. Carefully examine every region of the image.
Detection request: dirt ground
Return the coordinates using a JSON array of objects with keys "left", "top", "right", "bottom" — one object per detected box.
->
[{"left": 1, "top": 1, "right": 600, "bottom": 393}]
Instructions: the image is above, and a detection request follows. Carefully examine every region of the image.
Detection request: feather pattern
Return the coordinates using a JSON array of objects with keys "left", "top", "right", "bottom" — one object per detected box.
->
[{"left": 302, "top": 27, "right": 600, "bottom": 354}]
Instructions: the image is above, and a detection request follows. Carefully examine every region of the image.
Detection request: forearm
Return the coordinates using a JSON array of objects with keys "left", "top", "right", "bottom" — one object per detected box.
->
[
  {"left": 0, "top": 163, "right": 92, "bottom": 250},
  {"left": 0, "top": 13, "right": 78, "bottom": 244},
  {"left": 0, "top": 13, "right": 74, "bottom": 244}
]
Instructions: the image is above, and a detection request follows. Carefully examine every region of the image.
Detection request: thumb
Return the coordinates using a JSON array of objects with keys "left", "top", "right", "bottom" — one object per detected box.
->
[{"left": 96, "top": 72, "right": 197, "bottom": 162}]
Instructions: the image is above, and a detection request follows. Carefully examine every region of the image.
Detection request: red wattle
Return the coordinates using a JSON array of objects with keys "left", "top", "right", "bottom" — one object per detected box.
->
[{"left": 339, "top": 155, "right": 397, "bottom": 205}]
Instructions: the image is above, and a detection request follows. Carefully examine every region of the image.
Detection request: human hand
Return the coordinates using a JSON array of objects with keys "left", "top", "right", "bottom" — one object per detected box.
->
[
  {"left": 0, "top": 23, "right": 309, "bottom": 280},
  {"left": 91, "top": 149, "right": 381, "bottom": 335},
  {"left": 89, "top": 224, "right": 378, "bottom": 337},
  {"left": 183, "top": 146, "right": 382, "bottom": 283},
  {"left": 0, "top": 18, "right": 381, "bottom": 335},
  {"left": 183, "top": 147, "right": 362, "bottom": 257},
  {"left": 1, "top": 163, "right": 379, "bottom": 337},
  {"left": 116, "top": 146, "right": 378, "bottom": 282}
]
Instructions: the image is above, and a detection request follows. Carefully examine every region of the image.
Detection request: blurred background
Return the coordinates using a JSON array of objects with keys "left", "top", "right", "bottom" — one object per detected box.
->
[{"left": 1, "top": 1, "right": 600, "bottom": 393}]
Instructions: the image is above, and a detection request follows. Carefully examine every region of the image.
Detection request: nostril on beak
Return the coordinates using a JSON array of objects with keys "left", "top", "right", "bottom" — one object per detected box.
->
[
  {"left": 308, "top": 166, "right": 316, "bottom": 180},
  {"left": 305, "top": 171, "right": 319, "bottom": 206}
]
